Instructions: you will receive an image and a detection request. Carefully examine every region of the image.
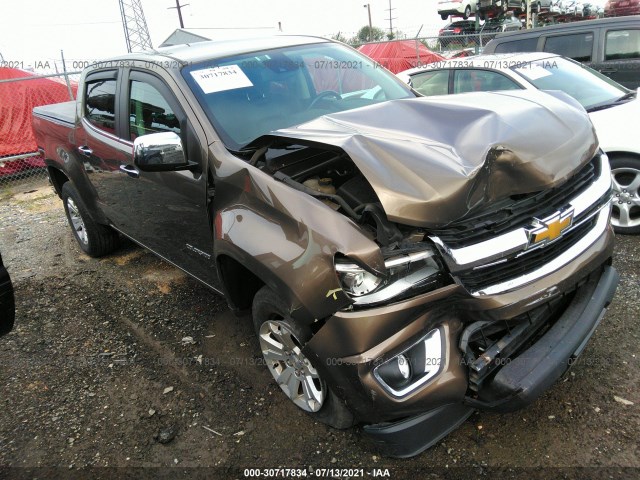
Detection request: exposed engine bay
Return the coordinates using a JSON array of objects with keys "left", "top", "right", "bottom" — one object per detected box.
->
[{"left": 252, "top": 141, "right": 423, "bottom": 249}]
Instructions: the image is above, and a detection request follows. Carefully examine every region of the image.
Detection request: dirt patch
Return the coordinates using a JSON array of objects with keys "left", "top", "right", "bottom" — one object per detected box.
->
[{"left": 0, "top": 182, "right": 639, "bottom": 478}]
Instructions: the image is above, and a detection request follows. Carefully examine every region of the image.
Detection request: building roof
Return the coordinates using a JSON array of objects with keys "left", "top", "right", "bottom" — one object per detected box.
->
[{"left": 159, "top": 29, "right": 212, "bottom": 48}]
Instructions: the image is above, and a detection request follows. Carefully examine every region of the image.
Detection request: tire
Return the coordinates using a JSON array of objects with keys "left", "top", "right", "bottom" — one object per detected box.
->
[
  {"left": 610, "top": 157, "right": 640, "bottom": 235},
  {"left": 441, "top": 13, "right": 448, "bottom": 20},
  {"left": 463, "top": 5, "right": 472, "bottom": 18},
  {"left": 252, "top": 286, "right": 355, "bottom": 429},
  {"left": 61, "top": 182, "right": 120, "bottom": 257}
]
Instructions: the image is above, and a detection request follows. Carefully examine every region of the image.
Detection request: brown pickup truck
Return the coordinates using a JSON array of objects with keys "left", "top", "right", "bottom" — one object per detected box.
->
[{"left": 32, "top": 35, "right": 618, "bottom": 457}]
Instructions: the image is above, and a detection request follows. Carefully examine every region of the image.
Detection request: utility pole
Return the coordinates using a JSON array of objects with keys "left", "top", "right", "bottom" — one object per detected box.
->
[
  {"left": 385, "top": 0, "right": 396, "bottom": 39},
  {"left": 168, "top": 0, "right": 190, "bottom": 29},
  {"left": 363, "top": 4, "right": 373, "bottom": 42}
]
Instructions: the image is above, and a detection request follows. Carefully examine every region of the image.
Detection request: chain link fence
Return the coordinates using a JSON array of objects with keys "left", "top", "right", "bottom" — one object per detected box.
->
[{"left": 0, "top": 69, "right": 80, "bottom": 197}]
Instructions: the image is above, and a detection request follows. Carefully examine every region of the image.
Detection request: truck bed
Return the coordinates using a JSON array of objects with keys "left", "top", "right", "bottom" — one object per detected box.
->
[{"left": 33, "top": 101, "right": 77, "bottom": 126}]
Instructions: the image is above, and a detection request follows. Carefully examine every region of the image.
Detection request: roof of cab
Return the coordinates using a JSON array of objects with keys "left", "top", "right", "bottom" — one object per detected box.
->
[{"left": 101, "top": 35, "right": 331, "bottom": 67}]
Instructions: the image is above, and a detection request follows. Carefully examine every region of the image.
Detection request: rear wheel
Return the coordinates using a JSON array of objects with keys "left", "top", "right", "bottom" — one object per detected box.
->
[
  {"left": 252, "top": 286, "right": 355, "bottom": 429},
  {"left": 61, "top": 182, "right": 120, "bottom": 256},
  {"left": 610, "top": 157, "right": 640, "bottom": 235},
  {"left": 463, "top": 5, "right": 472, "bottom": 18},
  {"left": 441, "top": 13, "right": 448, "bottom": 20}
]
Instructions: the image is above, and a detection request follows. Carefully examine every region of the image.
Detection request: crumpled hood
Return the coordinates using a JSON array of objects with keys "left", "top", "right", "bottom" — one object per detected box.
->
[{"left": 266, "top": 89, "right": 598, "bottom": 227}]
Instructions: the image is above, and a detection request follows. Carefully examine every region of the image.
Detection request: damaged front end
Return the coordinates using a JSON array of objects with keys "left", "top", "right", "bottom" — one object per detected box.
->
[{"left": 238, "top": 90, "right": 618, "bottom": 457}]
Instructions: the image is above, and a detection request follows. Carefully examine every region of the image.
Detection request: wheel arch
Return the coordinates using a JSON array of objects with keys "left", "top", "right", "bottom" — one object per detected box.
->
[
  {"left": 604, "top": 151, "right": 640, "bottom": 163},
  {"left": 44, "top": 159, "right": 109, "bottom": 225},
  {"left": 46, "top": 165, "right": 69, "bottom": 197}
]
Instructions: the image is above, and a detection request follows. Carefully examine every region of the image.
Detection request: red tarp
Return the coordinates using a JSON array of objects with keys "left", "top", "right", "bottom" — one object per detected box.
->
[
  {"left": 358, "top": 40, "right": 444, "bottom": 74},
  {"left": 0, "top": 68, "right": 77, "bottom": 175}
]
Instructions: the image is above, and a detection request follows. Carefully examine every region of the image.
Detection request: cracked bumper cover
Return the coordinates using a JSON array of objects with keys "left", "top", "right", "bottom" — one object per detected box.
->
[{"left": 361, "top": 265, "right": 618, "bottom": 458}]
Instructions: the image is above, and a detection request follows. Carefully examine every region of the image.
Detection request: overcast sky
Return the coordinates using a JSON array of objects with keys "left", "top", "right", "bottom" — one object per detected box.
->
[{"left": 0, "top": 0, "right": 453, "bottom": 70}]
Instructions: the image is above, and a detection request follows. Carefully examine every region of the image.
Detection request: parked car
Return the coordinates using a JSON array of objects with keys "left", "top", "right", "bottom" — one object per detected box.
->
[
  {"left": 562, "top": 0, "right": 585, "bottom": 15},
  {"left": 478, "top": 0, "right": 540, "bottom": 18},
  {"left": 550, "top": 0, "right": 563, "bottom": 12},
  {"left": 438, "top": 0, "right": 477, "bottom": 19},
  {"left": 0, "top": 250, "right": 15, "bottom": 337},
  {"left": 605, "top": 0, "right": 640, "bottom": 17},
  {"left": 399, "top": 52, "right": 640, "bottom": 233},
  {"left": 481, "top": 14, "right": 523, "bottom": 34},
  {"left": 483, "top": 16, "right": 640, "bottom": 89},
  {"left": 532, "top": 0, "right": 554, "bottom": 11},
  {"left": 33, "top": 36, "right": 618, "bottom": 457},
  {"left": 438, "top": 20, "right": 478, "bottom": 48}
]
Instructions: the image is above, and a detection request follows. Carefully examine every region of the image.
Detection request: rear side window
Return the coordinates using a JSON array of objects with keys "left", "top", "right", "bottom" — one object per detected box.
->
[
  {"left": 494, "top": 38, "right": 538, "bottom": 53},
  {"left": 410, "top": 70, "right": 450, "bottom": 96},
  {"left": 543, "top": 33, "right": 593, "bottom": 62},
  {"left": 85, "top": 79, "right": 117, "bottom": 134},
  {"left": 605, "top": 29, "right": 640, "bottom": 60},
  {"left": 453, "top": 69, "right": 521, "bottom": 93}
]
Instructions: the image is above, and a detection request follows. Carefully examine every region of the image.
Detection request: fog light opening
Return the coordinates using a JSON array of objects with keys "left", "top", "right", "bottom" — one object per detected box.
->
[{"left": 374, "top": 327, "right": 443, "bottom": 397}]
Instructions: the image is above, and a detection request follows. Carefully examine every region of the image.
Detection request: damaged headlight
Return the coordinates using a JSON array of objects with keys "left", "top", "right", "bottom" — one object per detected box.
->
[{"left": 335, "top": 247, "right": 444, "bottom": 306}]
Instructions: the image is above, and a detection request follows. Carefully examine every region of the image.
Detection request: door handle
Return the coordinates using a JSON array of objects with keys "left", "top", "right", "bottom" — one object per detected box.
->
[
  {"left": 599, "top": 69, "right": 616, "bottom": 74},
  {"left": 119, "top": 164, "right": 140, "bottom": 178},
  {"left": 78, "top": 145, "right": 93, "bottom": 157}
]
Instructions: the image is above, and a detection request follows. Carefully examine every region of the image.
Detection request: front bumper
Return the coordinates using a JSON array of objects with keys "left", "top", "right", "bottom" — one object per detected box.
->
[
  {"left": 470, "top": 265, "right": 619, "bottom": 412},
  {"left": 362, "top": 264, "right": 618, "bottom": 457}
]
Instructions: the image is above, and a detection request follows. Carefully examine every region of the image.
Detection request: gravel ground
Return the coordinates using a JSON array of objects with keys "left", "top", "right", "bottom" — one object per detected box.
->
[{"left": 0, "top": 183, "right": 638, "bottom": 479}]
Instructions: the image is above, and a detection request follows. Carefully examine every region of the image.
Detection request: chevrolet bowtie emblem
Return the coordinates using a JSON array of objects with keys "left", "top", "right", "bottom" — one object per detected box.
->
[{"left": 527, "top": 208, "right": 574, "bottom": 248}]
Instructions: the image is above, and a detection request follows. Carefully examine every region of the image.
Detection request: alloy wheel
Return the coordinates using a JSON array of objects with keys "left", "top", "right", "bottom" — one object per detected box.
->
[
  {"left": 66, "top": 197, "right": 88, "bottom": 245},
  {"left": 611, "top": 167, "right": 640, "bottom": 229},
  {"left": 259, "top": 320, "right": 326, "bottom": 413}
]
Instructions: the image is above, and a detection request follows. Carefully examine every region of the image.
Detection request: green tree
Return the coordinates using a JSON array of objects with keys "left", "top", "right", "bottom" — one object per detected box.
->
[
  {"left": 331, "top": 32, "right": 349, "bottom": 44},
  {"left": 357, "top": 25, "right": 386, "bottom": 43}
]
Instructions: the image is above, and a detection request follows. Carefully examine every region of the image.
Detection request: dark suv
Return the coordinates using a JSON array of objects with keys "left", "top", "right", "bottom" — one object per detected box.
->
[{"left": 483, "top": 16, "right": 640, "bottom": 89}]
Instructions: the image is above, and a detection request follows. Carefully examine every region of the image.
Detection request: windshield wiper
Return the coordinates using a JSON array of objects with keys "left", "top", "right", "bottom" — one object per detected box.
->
[
  {"left": 586, "top": 91, "right": 636, "bottom": 113},
  {"left": 615, "top": 91, "right": 636, "bottom": 103}
]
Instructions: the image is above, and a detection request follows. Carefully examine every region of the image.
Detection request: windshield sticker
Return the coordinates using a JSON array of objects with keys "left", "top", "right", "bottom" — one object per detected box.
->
[
  {"left": 190, "top": 65, "right": 253, "bottom": 93},
  {"left": 516, "top": 65, "right": 552, "bottom": 81}
]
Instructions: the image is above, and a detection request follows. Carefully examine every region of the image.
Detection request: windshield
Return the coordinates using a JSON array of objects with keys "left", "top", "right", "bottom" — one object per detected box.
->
[
  {"left": 182, "top": 42, "right": 414, "bottom": 151},
  {"left": 511, "top": 56, "right": 629, "bottom": 111}
]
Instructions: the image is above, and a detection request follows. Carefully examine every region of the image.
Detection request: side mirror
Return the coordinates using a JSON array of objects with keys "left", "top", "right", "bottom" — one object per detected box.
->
[{"left": 133, "top": 131, "right": 195, "bottom": 172}]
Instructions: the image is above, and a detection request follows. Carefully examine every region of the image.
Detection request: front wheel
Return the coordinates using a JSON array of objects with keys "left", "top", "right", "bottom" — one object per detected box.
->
[
  {"left": 252, "top": 286, "right": 355, "bottom": 429},
  {"left": 61, "top": 182, "right": 120, "bottom": 257},
  {"left": 610, "top": 157, "right": 640, "bottom": 235}
]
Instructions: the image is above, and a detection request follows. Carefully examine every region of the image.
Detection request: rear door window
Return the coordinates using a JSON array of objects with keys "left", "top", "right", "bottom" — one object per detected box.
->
[
  {"left": 605, "top": 29, "right": 640, "bottom": 60},
  {"left": 493, "top": 37, "right": 538, "bottom": 53},
  {"left": 453, "top": 69, "right": 522, "bottom": 93},
  {"left": 543, "top": 33, "right": 594, "bottom": 62},
  {"left": 85, "top": 79, "right": 117, "bottom": 134},
  {"left": 410, "top": 70, "right": 450, "bottom": 96}
]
